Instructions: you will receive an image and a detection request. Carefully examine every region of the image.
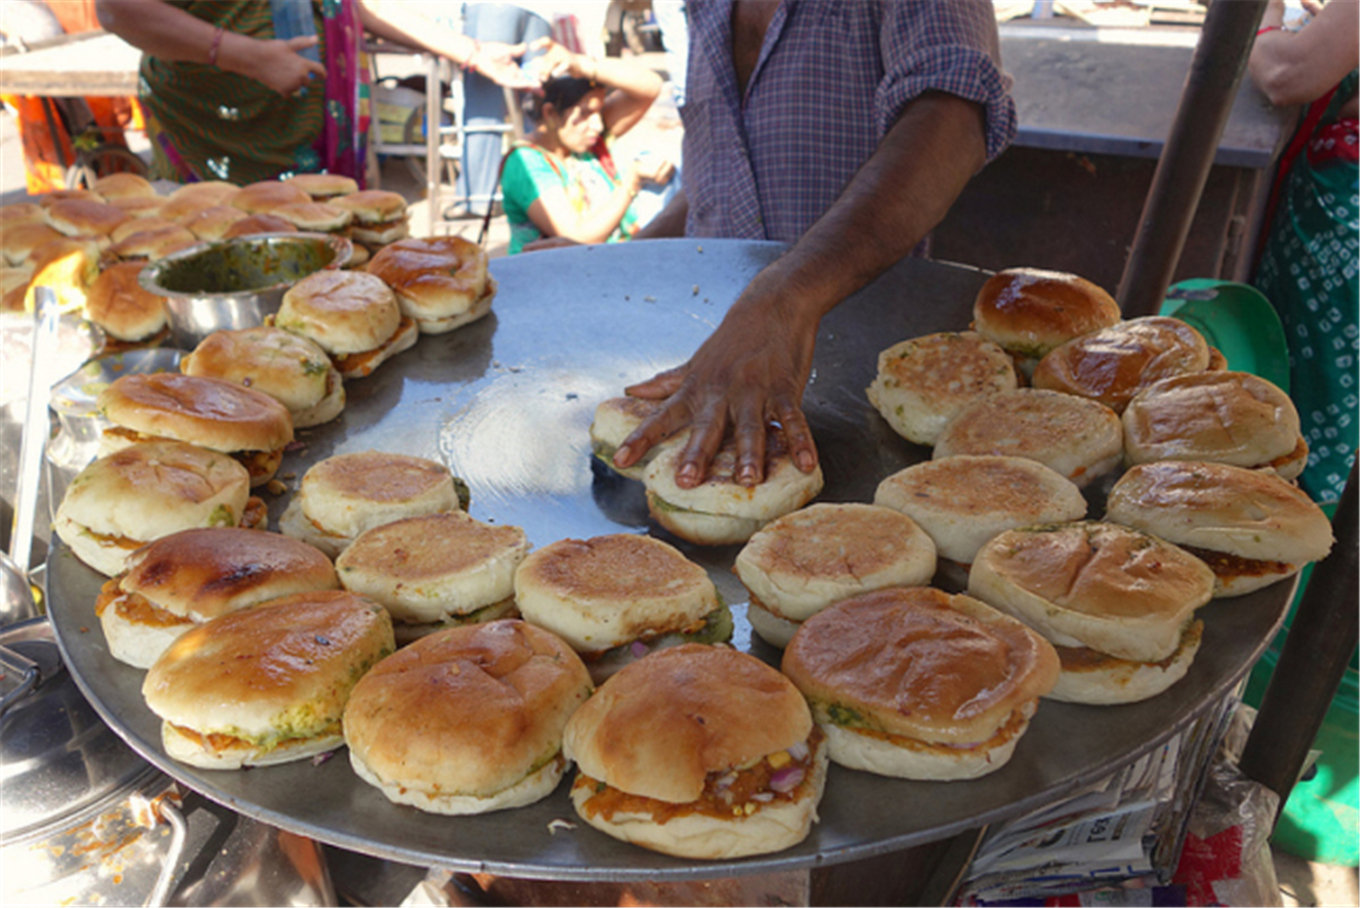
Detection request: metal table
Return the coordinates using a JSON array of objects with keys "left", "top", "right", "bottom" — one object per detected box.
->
[{"left": 46, "top": 241, "right": 1290, "bottom": 882}]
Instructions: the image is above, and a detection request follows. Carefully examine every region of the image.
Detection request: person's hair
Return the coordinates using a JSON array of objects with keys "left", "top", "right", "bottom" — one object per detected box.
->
[{"left": 528, "top": 75, "right": 600, "bottom": 122}]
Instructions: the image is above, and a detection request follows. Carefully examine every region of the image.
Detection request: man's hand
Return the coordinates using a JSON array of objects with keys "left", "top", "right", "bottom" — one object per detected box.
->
[
  {"left": 470, "top": 40, "right": 537, "bottom": 90},
  {"left": 246, "top": 36, "right": 327, "bottom": 96}
]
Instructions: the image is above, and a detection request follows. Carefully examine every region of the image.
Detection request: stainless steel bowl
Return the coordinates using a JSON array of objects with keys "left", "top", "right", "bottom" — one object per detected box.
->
[{"left": 140, "top": 232, "right": 352, "bottom": 349}]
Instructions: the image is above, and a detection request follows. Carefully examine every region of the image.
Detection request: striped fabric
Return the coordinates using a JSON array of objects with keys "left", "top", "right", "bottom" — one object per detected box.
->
[{"left": 681, "top": 0, "right": 1017, "bottom": 242}]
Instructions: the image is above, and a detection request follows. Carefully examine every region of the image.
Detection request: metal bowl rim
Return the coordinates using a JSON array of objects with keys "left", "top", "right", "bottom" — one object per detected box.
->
[{"left": 138, "top": 232, "right": 354, "bottom": 300}]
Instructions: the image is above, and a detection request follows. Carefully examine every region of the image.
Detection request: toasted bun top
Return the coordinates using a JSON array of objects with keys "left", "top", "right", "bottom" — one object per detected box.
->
[
  {"left": 968, "top": 521, "right": 1215, "bottom": 660},
  {"left": 563, "top": 644, "right": 813, "bottom": 803},
  {"left": 337, "top": 510, "right": 529, "bottom": 584},
  {"left": 40, "top": 189, "right": 103, "bottom": 208},
  {"left": 142, "top": 590, "right": 394, "bottom": 737},
  {"left": 1, "top": 202, "right": 47, "bottom": 227},
  {"left": 870, "top": 331, "right": 1018, "bottom": 409},
  {"left": 93, "top": 173, "right": 157, "bottom": 200},
  {"left": 285, "top": 173, "right": 360, "bottom": 199},
  {"left": 272, "top": 201, "right": 353, "bottom": 232},
  {"left": 277, "top": 270, "right": 401, "bottom": 355},
  {"left": 367, "top": 236, "right": 489, "bottom": 314},
  {"left": 111, "top": 196, "right": 168, "bottom": 218},
  {"left": 298, "top": 451, "right": 457, "bottom": 536},
  {"left": 106, "top": 225, "right": 198, "bottom": 261},
  {"left": 230, "top": 180, "right": 312, "bottom": 214},
  {"left": 181, "top": 204, "right": 250, "bottom": 241},
  {"left": 56, "top": 440, "right": 250, "bottom": 539},
  {"left": 1032, "top": 316, "right": 1210, "bottom": 412},
  {"left": 120, "top": 527, "right": 338, "bottom": 620},
  {"left": 517, "top": 533, "right": 710, "bottom": 605},
  {"left": 46, "top": 198, "right": 129, "bottom": 237},
  {"left": 343, "top": 620, "right": 593, "bottom": 796},
  {"left": 161, "top": 182, "right": 241, "bottom": 220},
  {"left": 2, "top": 223, "right": 63, "bottom": 263},
  {"left": 1106, "top": 461, "right": 1334, "bottom": 564},
  {"left": 782, "top": 588, "right": 1059, "bottom": 742},
  {"left": 85, "top": 261, "right": 167, "bottom": 341},
  {"left": 1122, "top": 371, "right": 1302, "bottom": 467},
  {"left": 221, "top": 214, "right": 297, "bottom": 239},
  {"left": 972, "top": 268, "right": 1121, "bottom": 359},
  {"left": 330, "top": 190, "right": 408, "bottom": 224},
  {"left": 98, "top": 372, "right": 294, "bottom": 453},
  {"left": 181, "top": 326, "right": 336, "bottom": 413},
  {"left": 110, "top": 216, "right": 179, "bottom": 244}
]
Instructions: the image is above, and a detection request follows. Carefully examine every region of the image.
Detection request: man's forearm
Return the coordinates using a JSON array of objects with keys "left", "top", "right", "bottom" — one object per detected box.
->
[
  {"left": 634, "top": 188, "right": 689, "bottom": 239},
  {"left": 97, "top": 0, "right": 223, "bottom": 62}
]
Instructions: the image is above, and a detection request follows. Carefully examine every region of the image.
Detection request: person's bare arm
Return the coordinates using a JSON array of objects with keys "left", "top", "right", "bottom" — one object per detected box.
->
[
  {"left": 526, "top": 165, "right": 643, "bottom": 244},
  {"left": 615, "top": 92, "right": 987, "bottom": 487},
  {"left": 633, "top": 189, "right": 689, "bottom": 239},
  {"left": 355, "top": 0, "right": 536, "bottom": 89},
  {"left": 96, "top": 0, "right": 325, "bottom": 95},
  {"left": 1249, "top": 0, "right": 1358, "bottom": 107},
  {"left": 527, "top": 38, "right": 663, "bottom": 138}
]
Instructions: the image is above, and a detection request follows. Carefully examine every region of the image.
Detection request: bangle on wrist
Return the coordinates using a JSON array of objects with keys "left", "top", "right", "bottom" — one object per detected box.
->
[
  {"left": 206, "top": 25, "right": 225, "bottom": 67},
  {"left": 463, "top": 39, "right": 481, "bottom": 71},
  {"left": 1256, "top": 24, "right": 1284, "bottom": 36}
]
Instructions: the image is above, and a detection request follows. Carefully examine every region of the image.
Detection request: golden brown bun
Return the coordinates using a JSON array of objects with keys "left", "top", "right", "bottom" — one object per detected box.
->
[
  {"left": 272, "top": 201, "right": 353, "bottom": 233},
  {"left": 98, "top": 372, "right": 294, "bottom": 456},
  {"left": 1, "top": 268, "right": 31, "bottom": 312},
  {"left": 291, "top": 450, "right": 460, "bottom": 542},
  {"left": 330, "top": 190, "right": 407, "bottom": 224},
  {"left": 109, "top": 216, "right": 180, "bottom": 244},
  {"left": 933, "top": 388, "right": 1124, "bottom": 487},
  {"left": 337, "top": 511, "right": 529, "bottom": 624},
  {"left": 93, "top": 173, "right": 157, "bottom": 200},
  {"left": 143, "top": 590, "right": 394, "bottom": 768},
  {"left": 285, "top": 173, "right": 360, "bottom": 199},
  {"left": 229, "top": 180, "right": 312, "bottom": 215},
  {"left": 25, "top": 237, "right": 101, "bottom": 311},
  {"left": 367, "top": 235, "right": 490, "bottom": 322},
  {"left": 589, "top": 395, "right": 665, "bottom": 479},
  {"left": 735, "top": 503, "right": 937, "bottom": 624},
  {"left": 1105, "top": 461, "right": 1334, "bottom": 590},
  {"left": 2, "top": 222, "right": 63, "bottom": 266},
  {"left": 874, "top": 455, "right": 1087, "bottom": 565},
  {"left": 40, "top": 189, "right": 104, "bottom": 207},
  {"left": 276, "top": 269, "right": 401, "bottom": 356},
  {"left": 180, "top": 205, "right": 250, "bottom": 241},
  {"left": 1, "top": 202, "right": 48, "bottom": 227},
  {"left": 1032, "top": 316, "right": 1210, "bottom": 413},
  {"left": 46, "top": 199, "right": 129, "bottom": 237},
  {"left": 1122, "top": 371, "right": 1304, "bottom": 476},
  {"left": 86, "top": 261, "right": 168, "bottom": 342},
  {"left": 564, "top": 644, "right": 813, "bottom": 804},
  {"left": 782, "top": 588, "right": 1057, "bottom": 773},
  {"left": 105, "top": 225, "right": 198, "bottom": 262},
  {"left": 865, "top": 331, "right": 1018, "bottom": 445},
  {"left": 119, "top": 527, "right": 338, "bottom": 621},
  {"left": 110, "top": 196, "right": 168, "bottom": 219},
  {"left": 180, "top": 326, "right": 341, "bottom": 422},
  {"left": 221, "top": 213, "right": 297, "bottom": 239},
  {"left": 344, "top": 620, "right": 592, "bottom": 810},
  {"left": 162, "top": 180, "right": 239, "bottom": 214},
  {"left": 514, "top": 534, "right": 720, "bottom": 654},
  {"left": 968, "top": 521, "right": 1215, "bottom": 663},
  {"left": 972, "top": 268, "right": 1121, "bottom": 361},
  {"left": 1049, "top": 620, "right": 1203, "bottom": 704}
]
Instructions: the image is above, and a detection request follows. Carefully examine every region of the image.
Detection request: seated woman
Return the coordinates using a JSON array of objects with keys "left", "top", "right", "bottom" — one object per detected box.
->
[{"left": 501, "top": 38, "right": 672, "bottom": 255}]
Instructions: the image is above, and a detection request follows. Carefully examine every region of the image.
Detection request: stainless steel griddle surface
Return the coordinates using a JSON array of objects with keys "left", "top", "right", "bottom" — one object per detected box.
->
[{"left": 48, "top": 240, "right": 1288, "bottom": 880}]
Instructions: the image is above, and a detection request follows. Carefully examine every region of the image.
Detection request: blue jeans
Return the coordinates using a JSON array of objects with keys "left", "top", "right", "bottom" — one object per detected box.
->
[{"left": 458, "top": 3, "right": 552, "bottom": 216}]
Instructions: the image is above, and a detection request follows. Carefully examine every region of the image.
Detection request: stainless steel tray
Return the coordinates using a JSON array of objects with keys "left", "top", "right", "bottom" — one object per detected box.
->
[{"left": 46, "top": 240, "right": 1289, "bottom": 881}]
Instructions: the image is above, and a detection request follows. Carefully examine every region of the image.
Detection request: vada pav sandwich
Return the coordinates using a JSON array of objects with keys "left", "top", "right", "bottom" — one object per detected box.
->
[
  {"left": 1105, "top": 461, "right": 1334, "bottom": 598},
  {"left": 92, "top": 172, "right": 158, "bottom": 201},
  {"left": 734, "top": 503, "right": 937, "bottom": 648},
  {"left": 221, "top": 213, "right": 297, "bottom": 239},
  {"left": 159, "top": 180, "right": 240, "bottom": 222},
  {"left": 96, "top": 527, "right": 338, "bottom": 669},
  {"left": 589, "top": 395, "right": 665, "bottom": 480},
  {"left": 46, "top": 198, "right": 129, "bottom": 238},
  {"left": 280, "top": 450, "right": 463, "bottom": 558},
  {"left": 337, "top": 511, "right": 530, "bottom": 644},
  {"left": 865, "top": 331, "right": 1018, "bottom": 446},
  {"left": 968, "top": 521, "right": 1216, "bottom": 704},
  {"left": 55, "top": 440, "right": 265, "bottom": 577},
  {"left": 85, "top": 261, "right": 168, "bottom": 345},
  {"left": 102, "top": 224, "right": 198, "bottom": 264},
  {"left": 366, "top": 235, "right": 497, "bottom": 335},
  {"left": 181, "top": 204, "right": 250, "bottom": 241},
  {"left": 285, "top": 173, "right": 360, "bottom": 200},
  {"left": 563, "top": 644, "right": 829, "bottom": 859},
  {"left": 229, "top": 179, "right": 312, "bottom": 215},
  {"left": 97, "top": 372, "right": 294, "bottom": 487},
  {"left": 781, "top": 587, "right": 1059, "bottom": 780},
  {"left": 1032, "top": 316, "right": 1211, "bottom": 413},
  {"left": 142, "top": 590, "right": 394, "bottom": 769},
  {"left": 643, "top": 430, "right": 824, "bottom": 545},
  {"left": 330, "top": 190, "right": 410, "bottom": 246},
  {"left": 272, "top": 201, "right": 353, "bottom": 237},
  {"left": 933, "top": 388, "right": 1123, "bottom": 488},
  {"left": 514, "top": 533, "right": 730, "bottom": 681},
  {"left": 1121, "top": 371, "right": 1308, "bottom": 479},
  {"left": 874, "top": 456, "right": 1087, "bottom": 586},
  {"left": 275, "top": 270, "right": 417, "bottom": 379},
  {"left": 971, "top": 267, "right": 1122, "bottom": 373},
  {"left": 343, "top": 620, "right": 593, "bottom": 814},
  {"left": 180, "top": 326, "right": 345, "bottom": 429}
]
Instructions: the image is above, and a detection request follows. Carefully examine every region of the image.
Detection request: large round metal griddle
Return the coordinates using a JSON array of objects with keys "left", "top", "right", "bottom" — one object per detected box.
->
[{"left": 47, "top": 240, "right": 1289, "bottom": 881}]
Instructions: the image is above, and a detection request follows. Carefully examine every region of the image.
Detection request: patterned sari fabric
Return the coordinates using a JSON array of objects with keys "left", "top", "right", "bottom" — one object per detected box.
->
[
  {"left": 141, "top": 0, "right": 367, "bottom": 186},
  {"left": 1255, "top": 72, "right": 1359, "bottom": 504}
]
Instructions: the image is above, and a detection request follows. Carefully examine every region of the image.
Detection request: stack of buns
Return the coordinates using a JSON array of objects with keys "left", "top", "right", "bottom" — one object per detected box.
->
[
  {"left": 274, "top": 270, "right": 418, "bottom": 380},
  {"left": 366, "top": 235, "right": 496, "bottom": 335}
]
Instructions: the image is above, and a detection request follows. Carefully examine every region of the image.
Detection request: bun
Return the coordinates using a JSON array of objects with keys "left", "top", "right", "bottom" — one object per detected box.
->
[
  {"left": 277, "top": 270, "right": 402, "bottom": 356},
  {"left": 735, "top": 503, "right": 936, "bottom": 645},
  {"left": 46, "top": 198, "right": 129, "bottom": 237},
  {"left": 1032, "top": 316, "right": 1210, "bottom": 413},
  {"left": 1105, "top": 461, "right": 1334, "bottom": 597},
  {"left": 104, "top": 225, "right": 198, "bottom": 262},
  {"left": 874, "top": 455, "right": 1087, "bottom": 565},
  {"left": 160, "top": 181, "right": 240, "bottom": 221},
  {"left": 181, "top": 205, "right": 250, "bottom": 241},
  {"left": 367, "top": 236, "right": 494, "bottom": 334},
  {"left": 865, "top": 331, "right": 1018, "bottom": 445},
  {"left": 93, "top": 173, "right": 157, "bottom": 200},
  {"left": 971, "top": 268, "right": 1121, "bottom": 362},
  {"left": 285, "top": 173, "right": 360, "bottom": 199},
  {"left": 1122, "top": 371, "right": 1306, "bottom": 479},
  {"left": 85, "top": 261, "right": 167, "bottom": 342},
  {"left": 933, "top": 388, "right": 1123, "bottom": 487},
  {"left": 1048, "top": 620, "right": 1203, "bottom": 704},
  {"left": 221, "top": 213, "right": 297, "bottom": 239},
  {"left": 180, "top": 326, "right": 344, "bottom": 428},
  {"left": 589, "top": 396, "right": 665, "bottom": 479},
  {"left": 2, "top": 222, "right": 63, "bottom": 266},
  {"left": 330, "top": 190, "right": 407, "bottom": 224},
  {"left": 272, "top": 201, "right": 353, "bottom": 233},
  {"left": 782, "top": 588, "right": 1059, "bottom": 779},
  {"left": 110, "top": 216, "right": 179, "bottom": 244},
  {"left": 229, "top": 180, "right": 311, "bottom": 215},
  {"left": 344, "top": 620, "right": 592, "bottom": 813},
  {"left": 143, "top": 590, "right": 394, "bottom": 769}
]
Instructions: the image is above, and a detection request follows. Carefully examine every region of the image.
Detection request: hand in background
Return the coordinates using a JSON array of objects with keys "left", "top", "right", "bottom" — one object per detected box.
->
[
  {"left": 246, "top": 36, "right": 327, "bottom": 95},
  {"left": 633, "top": 155, "right": 675, "bottom": 185},
  {"left": 469, "top": 40, "right": 537, "bottom": 90}
]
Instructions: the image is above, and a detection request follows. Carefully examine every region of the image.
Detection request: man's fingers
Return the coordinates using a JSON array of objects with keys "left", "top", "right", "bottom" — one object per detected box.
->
[
  {"left": 772, "top": 398, "right": 818, "bottom": 473},
  {"left": 732, "top": 398, "right": 767, "bottom": 486},
  {"left": 614, "top": 399, "right": 691, "bottom": 469},
  {"left": 625, "top": 365, "right": 687, "bottom": 400},
  {"left": 675, "top": 412, "right": 728, "bottom": 489}
]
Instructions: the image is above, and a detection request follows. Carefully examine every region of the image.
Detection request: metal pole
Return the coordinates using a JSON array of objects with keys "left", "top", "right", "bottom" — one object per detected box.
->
[
  {"left": 1239, "top": 460, "right": 1359, "bottom": 817},
  {"left": 1116, "top": 0, "right": 1268, "bottom": 316}
]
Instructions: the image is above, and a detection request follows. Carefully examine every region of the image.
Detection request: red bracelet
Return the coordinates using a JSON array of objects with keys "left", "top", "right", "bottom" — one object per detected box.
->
[
  {"left": 206, "top": 25, "right": 225, "bottom": 67},
  {"left": 462, "top": 40, "right": 481, "bottom": 71},
  {"left": 1256, "top": 25, "right": 1284, "bottom": 36}
]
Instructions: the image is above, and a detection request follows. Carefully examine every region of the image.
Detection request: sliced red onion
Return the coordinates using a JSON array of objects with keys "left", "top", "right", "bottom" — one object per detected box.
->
[
  {"left": 311, "top": 750, "right": 335, "bottom": 766},
  {"left": 751, "top": 792, "right": 775, "bottom": 803},
  {"left": 630, "top": 641, "right": 649, "bottom": 658},
  {"left": 786, "top": 740, "right": 809, "bottom": 761},
  {"left": 768, "top": 766, "right": 804, "bottom": 793},
  {"left": 715, "top": 771, "right": 738, "bottom": 790}
]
